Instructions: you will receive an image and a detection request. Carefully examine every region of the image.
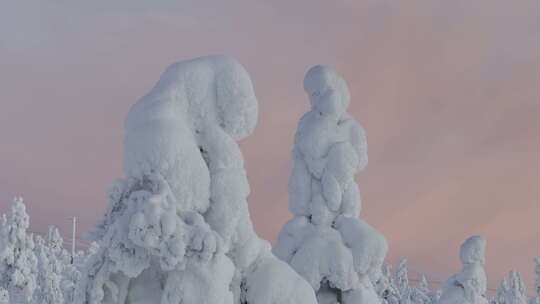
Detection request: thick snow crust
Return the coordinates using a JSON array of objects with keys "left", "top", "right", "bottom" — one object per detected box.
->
[
  {"left": 77, "top": 56, "right": 316, "bottom": 304},
  {"left": 437, "top": 236, "right": 488, "bottom": 304},
  {"left": 274, "top": 65, "right": 387, "bottom": 304}
]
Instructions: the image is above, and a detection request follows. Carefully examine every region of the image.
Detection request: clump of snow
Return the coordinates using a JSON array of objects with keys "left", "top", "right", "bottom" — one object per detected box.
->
[
  {"left": 274, "top": 65, "right": 387, "bottom": 303},
  {"left": 437, "top": 236, "right": 488, "bottom": 304},
  {"left": 77, "top": 56, "right": 316, "bottom": 304}
]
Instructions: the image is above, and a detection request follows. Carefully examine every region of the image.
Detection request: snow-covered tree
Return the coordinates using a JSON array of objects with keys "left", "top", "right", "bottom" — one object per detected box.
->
[
  {"left": 437, "top": 236, "right": 489, "bottom": 304},
  {"left": 531, "top": 259, "right": 540, "bottom": 304},
  {"left": 377, "top": 264, "right": 400, "bottom": 304},
  {"left": 411, "top": 275, "right": 432, "bottom": 304},
  {"left": 507, "top": 271, "right": 527, "bottom": 304},
  {"left": 76, "top": 56, "right": 316, "bottom": 304},
  {"left": 395, "top": 259, "right": 412, "bottom": 303},
  {"left": 273, "top": 65, "right": 388, "bottom": 304},
  {"left": 33, "top": 234, "right": 64, "bottom": 304},
  {"left": 494, "top": 277, "right": 510, "bottom": 304},
  {"left": 0, "top": 197, "right": 38, "bottom": 303}
]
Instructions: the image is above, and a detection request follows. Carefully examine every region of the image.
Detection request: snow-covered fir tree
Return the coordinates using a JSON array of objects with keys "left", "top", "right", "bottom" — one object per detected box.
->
[
  {"left": 506, "top": 271, "right": 527, "bottom": 304},
  {"left": 395, "top": 259, "right": 412, "bottom": 304},
  {"left": 377, "top": 264, "right": 400, "bottom": 304},
  {"left": 0, "top": 197, "right": 38, "bottom": 303},
  {"left": 411, "top": 275, "right": 432, "bottom": 304},
  {"left": 437, "top": 236, "right": 489, "bottom": 304},
  {"left": 273, "top": 64, "right": 388, "bottom": 304},
  {"left": 494, "top": 277, "right": 510, "bottom": 304},
  {"left": 76, "top": 55, "right": 316, "bottom": 304},
  {"left": 33, "top": 234, "right": 64, "bottom": 304}
]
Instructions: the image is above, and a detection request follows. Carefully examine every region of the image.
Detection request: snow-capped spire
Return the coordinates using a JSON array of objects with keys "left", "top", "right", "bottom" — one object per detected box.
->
[
  {"left": 77, "top": 56, "right": 316, "bottom": 304},
  {"left": 274, "top": 65, "right": 387, "bottom": 304},
  {"left": 438, "top": 236, "right": 488, "bottom": 304}
]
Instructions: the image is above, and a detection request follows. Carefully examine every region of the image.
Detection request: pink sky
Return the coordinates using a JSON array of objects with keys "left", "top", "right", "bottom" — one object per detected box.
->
[{"left": 1, "top": 0, "right": 539, "bottom": 295}]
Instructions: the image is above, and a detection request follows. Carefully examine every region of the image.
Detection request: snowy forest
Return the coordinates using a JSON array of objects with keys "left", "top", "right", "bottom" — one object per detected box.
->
[{"left": 0, "top": 56, "right": 538, "bottom": 304}]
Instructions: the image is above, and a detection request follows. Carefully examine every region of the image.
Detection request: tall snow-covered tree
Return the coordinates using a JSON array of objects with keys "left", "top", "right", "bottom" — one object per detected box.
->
[
  {"left": 437, "top": 236, "right": 489, "bottom": 304},
  {"left": 273, "top": 65, "right": 388, "bottom": 304},
  {"left": 76, "top": 55, "right": 316, "bottom": 304},
  {"left": 0, "top": 197, "right": 38, "bottom": 303}
]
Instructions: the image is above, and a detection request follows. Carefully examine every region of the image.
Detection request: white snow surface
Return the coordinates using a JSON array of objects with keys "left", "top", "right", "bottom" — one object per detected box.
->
[
  {"left": 437, "top": 236, "right": 488, "bottom": 304},
  {"left": 78, "top": 55, "right": 316, "bottom": 304},
  {"left": 274, "top": 65, "right": 387, "bottom": 304}
]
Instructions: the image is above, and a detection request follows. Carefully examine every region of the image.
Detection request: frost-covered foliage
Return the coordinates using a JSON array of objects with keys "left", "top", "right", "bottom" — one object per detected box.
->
[
  {"left": 0, "top": 197, "right": 38, "bottom": 303},
  {"left": 273, "top": 65, "right": 388, "bottom": 304},
  {"left": 438, "top": 236, "right": 489, "bottom": 304},
  {"left": 76, "top": 55, "right": 316, "bottom": 304}
]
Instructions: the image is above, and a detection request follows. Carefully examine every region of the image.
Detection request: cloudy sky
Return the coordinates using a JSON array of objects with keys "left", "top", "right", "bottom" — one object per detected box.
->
[{"left": 1, "top": 0, "right": 539, "bottom": 294}]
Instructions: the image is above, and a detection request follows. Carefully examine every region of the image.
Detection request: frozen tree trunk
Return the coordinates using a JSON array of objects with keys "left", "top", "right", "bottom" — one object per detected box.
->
[
  {"left": 437, "top": 236, "right": 489, "bottom": 304},
  {"left": 75, "top": 56, "right": 316, "bottom": 304},
  {"left": 274, "top": 65, "right": 388, "bottom": 304}
]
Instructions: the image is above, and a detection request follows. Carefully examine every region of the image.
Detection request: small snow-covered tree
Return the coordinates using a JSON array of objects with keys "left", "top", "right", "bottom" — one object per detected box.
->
[
  {"left": 494, "top": 277, "right": 510, "bottom": 304},
  {"left": 395, "top": 259, "right": 412, "bottom": 303},
  {"left": 437, "top": 236, "right": 489, "bottom": 304},
  {"left": 531, "top": 259, "right": 540, "bottom": 304},
  {"left": 506, "top": 271, "right": 526, "bottom": 304},
  {"left": 377, "top": 264, "right": 399, "bottom": 304},
  {"left": 0, "top": 197, "right": 38, "bottom": 303},
  {"left": 33, "top": 235, "right": 64, "bottom": 304},
  {"left": 274, "top": 65, "right": 388, "bottom": 304},
  {"left": 76, "top": 56, "right": 316, "bottom": 304},
  {"left": 411, "top": 275, "right": 432, "bottom": 304}
]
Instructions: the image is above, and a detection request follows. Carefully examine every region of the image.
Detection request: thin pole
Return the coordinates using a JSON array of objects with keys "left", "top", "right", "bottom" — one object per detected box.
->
[{"left": 71, "top": 217, "right": 76, "bottom": 264}]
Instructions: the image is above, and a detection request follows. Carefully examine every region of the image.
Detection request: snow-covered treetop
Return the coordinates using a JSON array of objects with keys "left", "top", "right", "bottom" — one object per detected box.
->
[
  {"left": 460, "top": 236, "right": 486, "bottom": 265},
  {"left": 304, "top": 65, "right": 351, "bottom": 117},
  {"left": 125, "top": 55, "right": 258, "bottom": 143}
]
